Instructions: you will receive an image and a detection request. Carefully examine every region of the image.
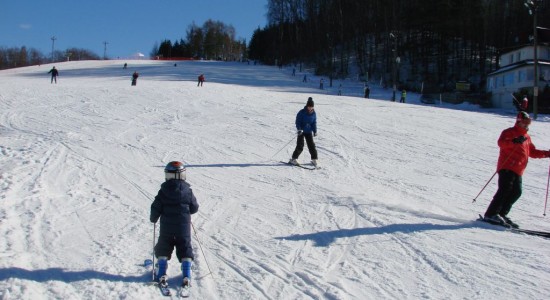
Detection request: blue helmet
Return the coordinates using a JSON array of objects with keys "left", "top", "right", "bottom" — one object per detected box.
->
[{"left": 165, "top": 161, "right": 186, "bottom": 181}]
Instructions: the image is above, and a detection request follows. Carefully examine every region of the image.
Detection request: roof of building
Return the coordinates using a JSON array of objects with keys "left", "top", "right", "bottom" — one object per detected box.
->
[{"left": 488, "top": 60, "right": 550, "bottom": 76}]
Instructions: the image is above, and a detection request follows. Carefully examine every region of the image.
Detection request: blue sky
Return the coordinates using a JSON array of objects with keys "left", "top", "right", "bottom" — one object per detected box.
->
[{"left": 1, "top": 0, "right": 267, "bottom": 58}]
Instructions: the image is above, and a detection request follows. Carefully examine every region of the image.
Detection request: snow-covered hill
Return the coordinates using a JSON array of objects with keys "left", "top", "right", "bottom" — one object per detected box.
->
[{"left": 1, "top": 60, "right": 550, "bottom": 299}]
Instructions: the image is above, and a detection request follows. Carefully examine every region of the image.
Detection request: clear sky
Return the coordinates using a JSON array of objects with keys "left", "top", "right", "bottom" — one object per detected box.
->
[{"left": 1, "top": 0, "right": 268, "bottom": 59}]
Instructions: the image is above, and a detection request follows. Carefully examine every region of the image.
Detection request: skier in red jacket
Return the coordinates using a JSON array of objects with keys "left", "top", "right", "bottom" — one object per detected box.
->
[
  {"left": 520, "top": 96, "right": 529, "bottom": 111},
  {"left": 197, "top": 74, "right": 205, "bottom": 87},
  {"left": 483, "top": 111, "right": 550, "bottom": 228}
]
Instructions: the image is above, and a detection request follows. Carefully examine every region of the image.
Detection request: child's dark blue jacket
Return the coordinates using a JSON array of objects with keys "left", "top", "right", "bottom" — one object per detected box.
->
[{"left": 150, "top": 179, "right": 199, "bottom": 237}]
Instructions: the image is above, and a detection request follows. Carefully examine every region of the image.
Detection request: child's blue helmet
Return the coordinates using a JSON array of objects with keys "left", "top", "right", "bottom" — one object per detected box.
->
[{"left": 165, "top": 161, "right": 186, "bottom": 181}]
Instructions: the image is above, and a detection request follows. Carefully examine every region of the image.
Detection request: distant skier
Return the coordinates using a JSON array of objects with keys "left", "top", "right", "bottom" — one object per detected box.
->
[
  {"left": 521, "top": 95, "right": 529, "bottom": 111},
  {"left": 150, "top": 161, "right": 199, "bottom": 290},
  {"left": 131, "top": 71, "right": 139, "bottom": 86},
  {"left": 289, "top": 97, "right": 318, "bottom": 167},
  {"left": 483, "top": 112, "right": 550, "bottom": 228},
  {"left": 319, "top": 78, "right": 324, "bottom": 90},
  {"left": 303, "top": 74, "right": 307, "bottom": 83},
  {"left": 364, "top": 84, "right": 370, "bottom": 98},
  {"left": 197, "top": 74, "right": 205, "bottom": 87},
  {"left": 400, "top": 89, "right": 406, "bottom": 103},
  {"left": 48, "top": 66, "right": 59, "bottom": 84}
]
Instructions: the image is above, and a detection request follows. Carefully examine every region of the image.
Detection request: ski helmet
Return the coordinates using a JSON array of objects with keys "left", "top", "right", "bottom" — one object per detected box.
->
[
  {"left": 516, "top": 111, "right": 531, "bottom": 125},
  {"left": 164, "top": 161, "right": 186, "bottom": 181}
]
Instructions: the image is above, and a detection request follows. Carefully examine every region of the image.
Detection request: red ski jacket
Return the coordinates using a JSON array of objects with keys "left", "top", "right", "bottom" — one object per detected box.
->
[{"left": 497, "top": 125, "right": 549, "bottom": 175}]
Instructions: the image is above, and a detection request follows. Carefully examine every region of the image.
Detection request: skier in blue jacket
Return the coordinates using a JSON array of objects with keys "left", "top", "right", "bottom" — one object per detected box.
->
[
  {"left": 150, "top": 161, "right": 199, "bottom": 289},
  {"left": 290, "top": 97, "right": 318, "bottom": 167}
]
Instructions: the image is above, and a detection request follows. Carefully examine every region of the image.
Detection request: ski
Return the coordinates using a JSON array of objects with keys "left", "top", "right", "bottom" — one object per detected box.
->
[
  {"left": 143, "top": 259, "right": 172, "bottom": 296},
  {"left": 178, "top": 284, "right": 191, "bottom": 298},
  {"left": 280, "top": 161, "right": 317, "bottom": 170},
  {"left": 513, "top": 228, "right": 550, "bottom": 238},
  {"left": 177, "top": 277, "right": 191, "bottom": 298},
  {"left": 158, "top": 281, "right": 172, "bottom": 297},
  {"left": 477, "top": 214, "right": 550, "bottom": 238}
]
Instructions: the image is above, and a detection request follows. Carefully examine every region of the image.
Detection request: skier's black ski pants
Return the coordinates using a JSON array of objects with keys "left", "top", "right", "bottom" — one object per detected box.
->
[
  {"left": 155, "top": 234, "right": 194, "bottom": 262},
  {"left": 292, "top": 133, "right": 318, "bottom": 160},
  {"left": 484, "top": 169, "right": 522, "bottom": 217}
]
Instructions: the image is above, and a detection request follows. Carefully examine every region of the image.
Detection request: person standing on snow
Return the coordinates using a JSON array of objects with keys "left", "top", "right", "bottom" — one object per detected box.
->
[
  {"left": 483, "top": 112, "right": 550, "bottom": 228},
  {"left": 400, "top": 89, "right": 407, "bottom": 103},
  {"left": 290, "top": 97, "right": 318, "bottom": 167},
  {"left": 197, "top": 74, "right": 205, "bottom": 86},
  {"left": 48, "top": 66, "right": 59, "bottom": 84},
  {"left": 150, "top": 161, "right": 199, "bottom": 289},
  {"left": 520, "top": 95, "right": 529, "bottom": 111},
  {"left": 364, "top": 84, "right": 370, "bottom": 98},
  {"left": 131, "top": 71, "right": 139, "bottom": 86}
]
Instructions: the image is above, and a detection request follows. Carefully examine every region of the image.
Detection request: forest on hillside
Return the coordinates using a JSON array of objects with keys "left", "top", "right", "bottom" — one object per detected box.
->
[
  {"left": 152, "top": 19, "right": 247, "bottom": 62},
  {"left": 0, "top": 47, "right": 100, "bottom": 70},
  {"left": 249, "top": 0, "right": 550, "bottom": 95}
]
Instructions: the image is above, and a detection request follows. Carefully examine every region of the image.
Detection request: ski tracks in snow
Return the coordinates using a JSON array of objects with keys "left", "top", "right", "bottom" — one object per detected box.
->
[{"left": 3, "top": 61, "right": 550, "bottom": 299}]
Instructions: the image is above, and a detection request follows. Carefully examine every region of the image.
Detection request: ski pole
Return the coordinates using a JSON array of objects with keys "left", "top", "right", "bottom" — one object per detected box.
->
[
  {"left": 544, "top": 160, "right": 550, "bottom": 216},
  {"left": 473, "top": 146, "right": 518, "bottom": 203},
  {"left": 472, "top": 170, "right": 498, "bottom": 203},
  {"left": 191, "top": 222, "right": 214, "bottom": 278},
  {"left": 269, "top": 134, "right": 297, "bottom": 160},
  {"left": 152, "top": 222, "right": 156, "bottom": 282}
]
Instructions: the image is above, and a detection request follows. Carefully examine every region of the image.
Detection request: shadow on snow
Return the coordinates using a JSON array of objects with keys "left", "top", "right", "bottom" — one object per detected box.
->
[
  {"left": 275, "top": 222, "right": 484, "bottom": 247},
  {"left": 185, "top": 162, "right": 284, "bottom": 168},
  {"left": 0, "top": 267, "right": 149, "bottom": 283}
]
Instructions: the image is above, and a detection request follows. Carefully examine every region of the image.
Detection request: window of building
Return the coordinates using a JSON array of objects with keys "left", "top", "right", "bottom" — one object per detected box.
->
[
  {"left": 504, "top": 73, "right": 514, "bottom": 86},
  {"left": 518, "top": 69, "right": 527, "bottom": 83},
  {"left": 527, "top": 69, "right": 534, "bottom": 81}
]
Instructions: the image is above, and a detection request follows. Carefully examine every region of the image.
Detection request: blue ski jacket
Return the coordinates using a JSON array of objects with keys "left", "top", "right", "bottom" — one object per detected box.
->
[
  {"left": 295, "top": 106, "right": 317, "bottom": 134},
  {"left": 150, "top": 179, "right": 199, "bottom": 237}
]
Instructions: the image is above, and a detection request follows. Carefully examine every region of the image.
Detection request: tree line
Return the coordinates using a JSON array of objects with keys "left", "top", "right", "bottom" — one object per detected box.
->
[
  {"left": 1, "top": 19, "right": 245, "bottom": 70},
  {"left": 249, "top": 0, "right": 550, "bottom": 93},
  {"left": 0, "top": 46, "right": 100, "bottom": 70},
  {"left": 152, "top": 19, "right": 247, "bottom": 61}
]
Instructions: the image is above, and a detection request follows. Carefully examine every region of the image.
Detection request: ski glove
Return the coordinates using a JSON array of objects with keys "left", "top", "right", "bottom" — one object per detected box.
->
[
  {"left": 297, "top": 130, "right": 303, "bottom": 136},
  {"left": 512, "top": 136, "right": 527, "bottom": 144}
]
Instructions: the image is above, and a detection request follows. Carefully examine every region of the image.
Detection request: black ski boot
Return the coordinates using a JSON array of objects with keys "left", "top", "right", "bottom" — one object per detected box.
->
[{"left": 501, "top": 215, "right": 519, "bottom": 229}]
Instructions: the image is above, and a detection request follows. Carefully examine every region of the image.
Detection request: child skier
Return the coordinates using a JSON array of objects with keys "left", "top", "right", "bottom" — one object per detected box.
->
[
  {"left": 150, "top": 161, "right": 199, "bottom": 290},
  {"left": 289, "top": 97, "right": 318, "bottom": 167}
]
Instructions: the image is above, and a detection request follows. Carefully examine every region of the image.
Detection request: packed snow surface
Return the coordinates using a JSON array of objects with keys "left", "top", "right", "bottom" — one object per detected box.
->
[{"left": 1, "top": 60, "right": 550, "bottom": 299}]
